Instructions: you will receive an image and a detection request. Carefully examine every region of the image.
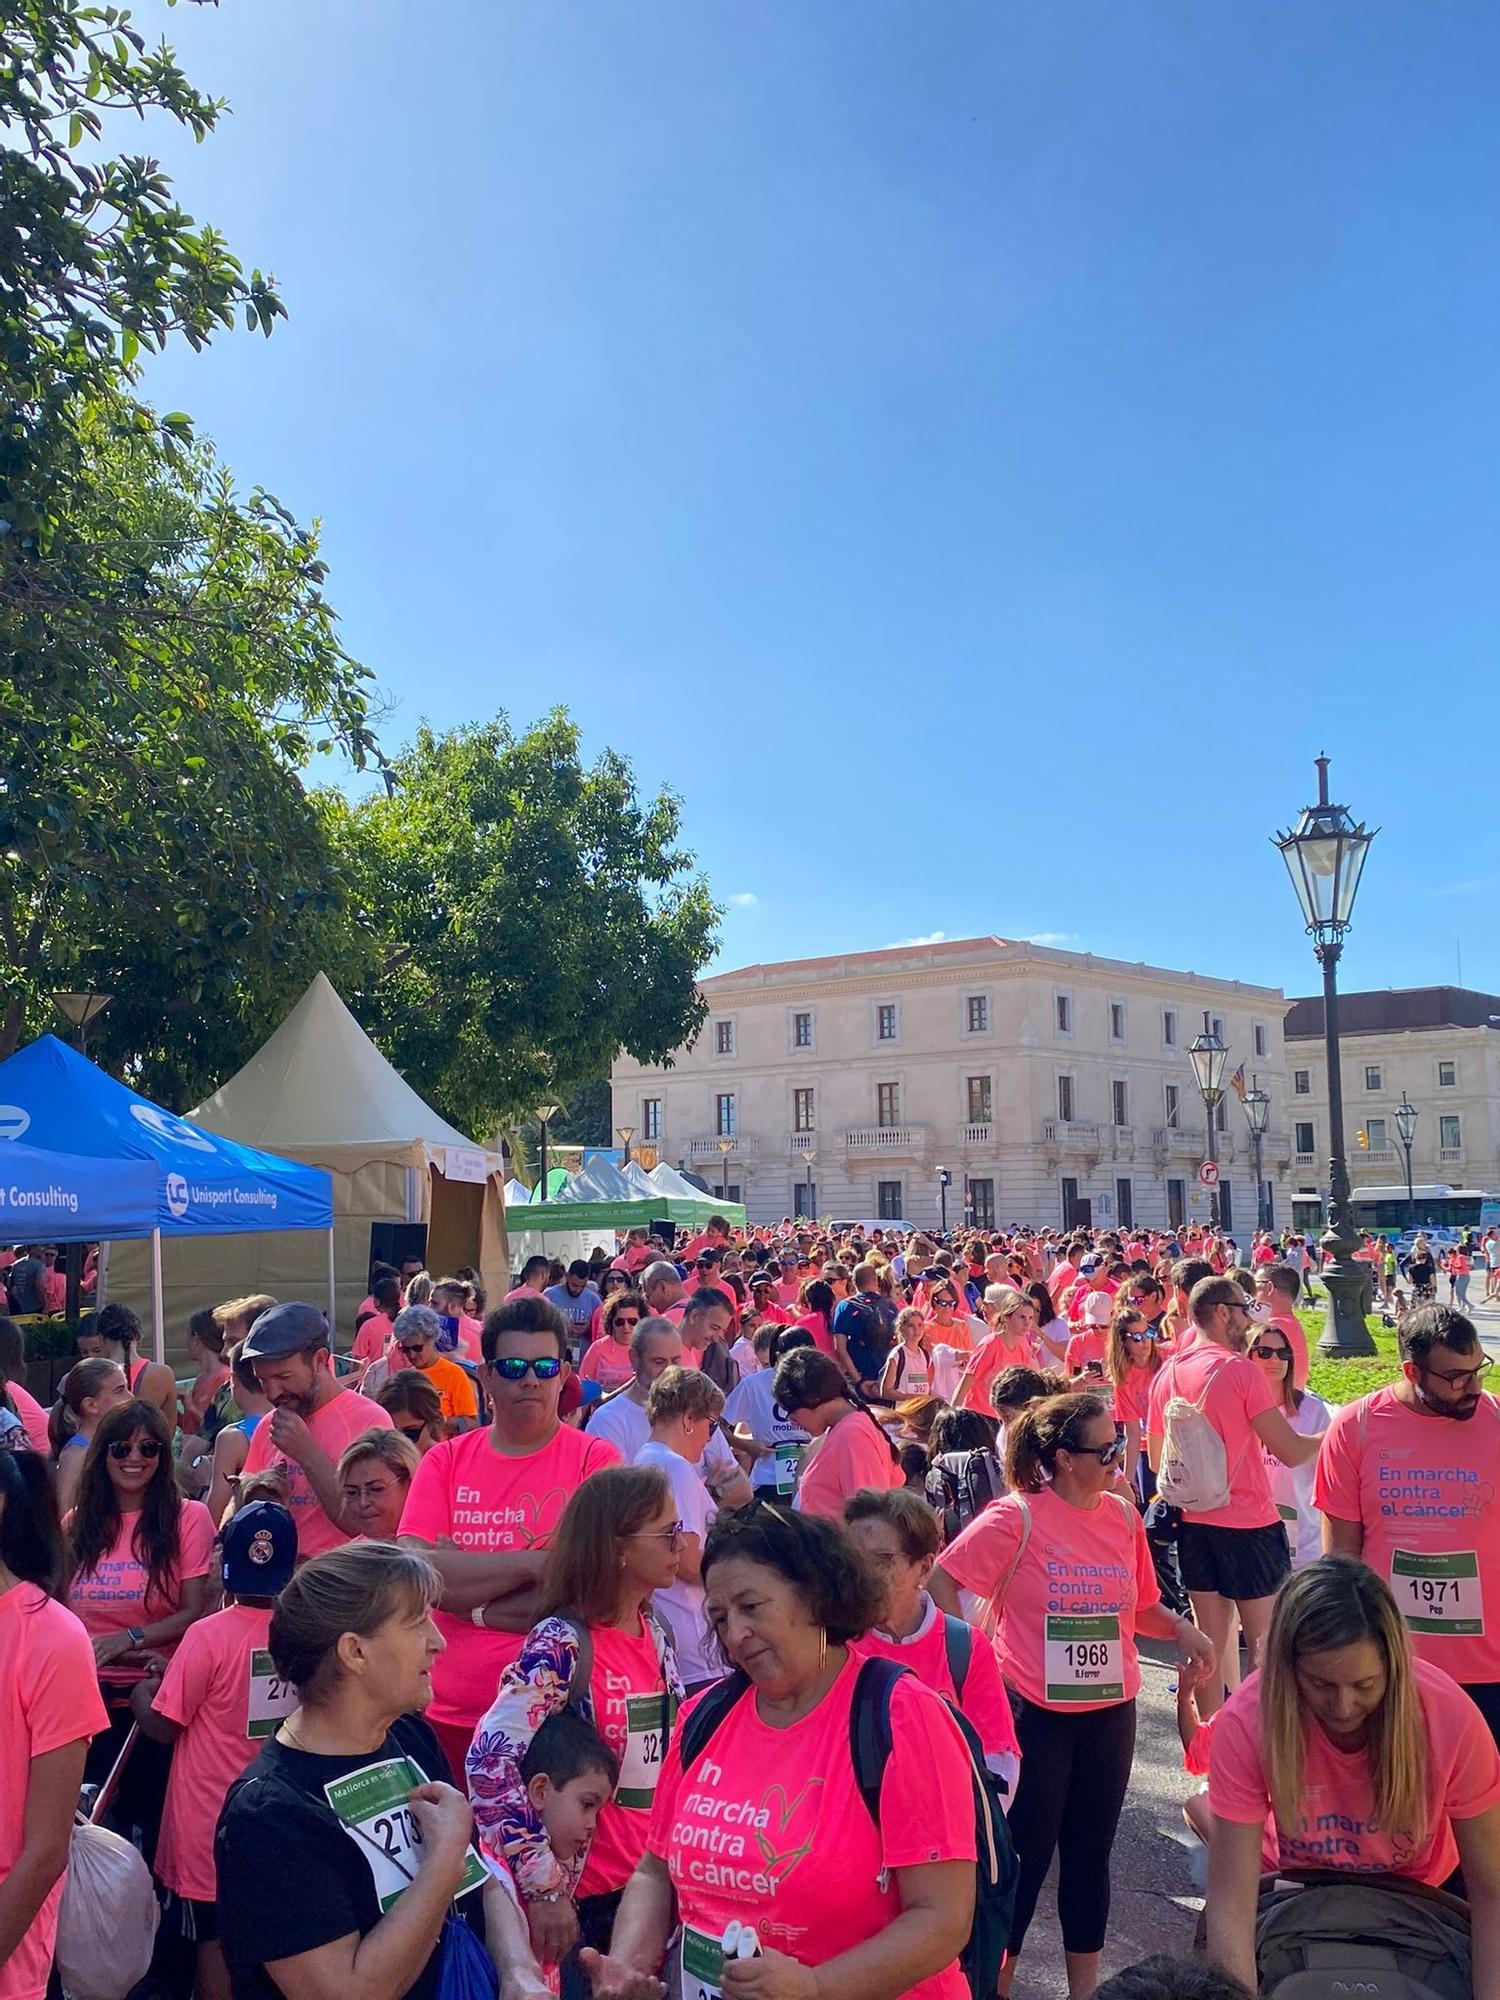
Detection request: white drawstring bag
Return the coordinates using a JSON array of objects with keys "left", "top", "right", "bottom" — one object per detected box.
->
[{"left": 54, "top": 1819, "right": 159, "bottom": 2000}]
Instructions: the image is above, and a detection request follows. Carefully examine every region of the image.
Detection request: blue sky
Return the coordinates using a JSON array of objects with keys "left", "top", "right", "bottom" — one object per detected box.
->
[{"left": 135, "top": 1, "right": 1498, "bottom": 1001}]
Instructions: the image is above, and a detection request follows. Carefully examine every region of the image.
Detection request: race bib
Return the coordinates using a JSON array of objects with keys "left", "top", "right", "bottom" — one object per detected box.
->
[
  {"left": 774, "top": 1441, "right": 803, "bottom": 1496},
  {"left": 322, "top": 1756, "right": 487, "bottom": 1912},
  {"left": 1390, "top": 1549, "right": 1484, "bottom": 1635},
  {"left": 617, "top": 1692, "right": 669, "bottom": 1810},
  {"left": 246, "top": 1648, "right": 296, "bottom": 1740},
  {"left": 681, "top": 1925, "right": 724, "bottom": 2000},
  {"left": 1044, "top": 1613, "right": 1124, "bottom": 1702}
]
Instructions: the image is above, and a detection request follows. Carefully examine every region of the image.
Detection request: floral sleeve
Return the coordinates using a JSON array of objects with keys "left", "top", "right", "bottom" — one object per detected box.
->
[{"left": 466, "top": 1615, "right": 582, "bottom": 1900}]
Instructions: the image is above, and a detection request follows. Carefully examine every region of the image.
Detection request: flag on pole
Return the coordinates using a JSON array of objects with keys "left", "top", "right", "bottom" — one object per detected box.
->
[{"left": 1229, "top": 1063, "right": 1247, "bottom": 1102}]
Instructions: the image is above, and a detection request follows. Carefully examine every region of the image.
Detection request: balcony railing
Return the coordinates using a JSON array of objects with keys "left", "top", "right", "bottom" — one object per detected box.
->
[
  {"left": 1110, "top": 1123, "right": 1135, "bottom": 1155},
  {"left": 787, "top": 1130, "right": 818, "bottom": 1155},
  {"left": 685, "top": 1135, "right": 759, "bottom": 1162},
  {"left": 844, "top": 1125, "right": 929, "bottom": 1154},
  {"left": 1439, "top": 1146, "right": 1464, "bottom": 1163},
  {"left": 1041, "top": 1119, "right": 1102, "bottom": 1149},
  {"left": 960, "top": 1122, "right": 995, "bottom": 1148},
  {"left": 1355, "top": 1150, "right": 1397, "bottom": 1167},
  {"left": 1294, "top": 1152, "right": 1317, "bottom": 1169}
]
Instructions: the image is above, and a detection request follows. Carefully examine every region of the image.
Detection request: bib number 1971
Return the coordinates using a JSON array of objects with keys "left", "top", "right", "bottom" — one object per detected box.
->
[{"left": 1390, "top": 1549, "right": 1483, "bottom": 1636}]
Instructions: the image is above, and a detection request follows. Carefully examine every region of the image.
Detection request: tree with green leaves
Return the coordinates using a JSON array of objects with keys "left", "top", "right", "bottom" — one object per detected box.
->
[{"left": 333, "top": 714, "right": 719, "bottom": 1140}]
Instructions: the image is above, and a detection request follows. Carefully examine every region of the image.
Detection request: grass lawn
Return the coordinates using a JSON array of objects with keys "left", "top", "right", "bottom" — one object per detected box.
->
[{"left": 1299, "top": 1305, "right": 1402, "bottom": 1405}]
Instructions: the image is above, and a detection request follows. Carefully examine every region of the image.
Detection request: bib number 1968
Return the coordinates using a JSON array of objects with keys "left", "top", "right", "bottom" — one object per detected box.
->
[
  {"left": 1390, "top": 1549, "right": 1484, "bottom": 1636},
  {"left": 1044, "top": 1613, "right": 1124, "bottom": 1703}
]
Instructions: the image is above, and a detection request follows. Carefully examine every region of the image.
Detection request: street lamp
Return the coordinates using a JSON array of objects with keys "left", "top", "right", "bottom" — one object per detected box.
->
[
  {"left": 1242, "top": 1074, "right": 1271, "bottom": 1234},
  {"left": 51, "top": 990, "right": 113, "bottom": 1053},
  {"left": 535, "top": 1103, "right": 561, "bottom": 1202},
  {"left": 716, "top": 1136, "right": 735, "bottom": 1204},
  {"left": 616, "top": 1125, "right": 636, "bottom": 1167},
  {"left": 1187, "top": 1011, "right": 1229, "bottom": 1230},
  {"left": 799, "top": 1148, "right": 816, "bottom": 1222},
  {"left": 1394, "top": 1093, "right": 1419, "bottom": 1231},
  {"left": 936, "top": 1165, "right": 953, "bottom": 1236},
  {"left": 1275, "top": 753, "right": 1378, "bottom": 1356}
]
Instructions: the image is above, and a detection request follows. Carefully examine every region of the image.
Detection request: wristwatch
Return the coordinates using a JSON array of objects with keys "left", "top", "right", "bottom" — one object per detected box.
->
[
  {"left": 128, "top": 1626, "right": 145, "bottom": 1645},
  {"left": 470, "top": 1602, "right": 490, "bottom": 1629}
]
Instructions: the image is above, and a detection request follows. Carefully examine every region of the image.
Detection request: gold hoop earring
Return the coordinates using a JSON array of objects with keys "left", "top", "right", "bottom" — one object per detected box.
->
[{"left": 817, "top": 1626, "right": 828, "bottom": 1674}]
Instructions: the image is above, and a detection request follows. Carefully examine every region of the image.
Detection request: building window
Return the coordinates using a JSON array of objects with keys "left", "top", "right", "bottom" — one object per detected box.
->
[
  {"left": 1109, "top": 1000, "right": 1126, "bottom": 1043},
  {"left": 969, "top": 1177, "right": 995, "bottom": 1229},
  {"left": 713, "top": 1020, "right": 735, "bottom": 1057},
  {"left": 1439, "top": 1060, "right": 1457, "bottom": 1087},
  {"left": 1162, "top": 1007, "right": 1178, "bottom": 1049},
  {"left": 1215, "top": 1098, "right": 1227, "bottom": 1133},
  {"left": 967, "top": 1075, "right": 992, "bottom": 1125},
  {"left": 793, "top": 1087, "right": 815, "bottom": 1133},
  {"left": 1364, "top": 1064, "right": 1381, "bottom": 1092},
  {"left": 1057, "top": 1074, "right": 1074, "bottom": 1123},
  {"left": 966, "top": 994, "right": 989, "bottom": 1034},
  {"left": 1294, "top": 1069, "right": 1310, "bottom": 1094},
  {"left": 642, "top": 1098, "right": 662, "bottom": 1142},
  {"left": 1295, "top": 1120, "right": 1315, "bottom": 1154},
  {"left": 876, "top": 1002, "right": 898, "bottom": 1043},
  {"left": 715, "top": 1093, "right": 736, "bottom": 1137},
  {"left": 1441, "top": 1115, "right": 1462, "bottom": 1150},
  {"left": 877, "top": 1179, "right": 904, "bottom": 1221},
  {"left": 1254, "top": 1023, "right": 1268, "bottom": 1059},
  {"left": 1111, "top": 1079, "right": 1128, "bottom": 1126},
  {"left": 1055, "top": 992, "right": 1072, "bottom": 1036},
  {"left": 794, "top": 1177, "right": 816, "bottom": 1217},
  {"left": 792, "top": 1010, "right": 813, "bottom": 1049},
  {"left": 877, "top": 1082, "right": 901, "bottom": 1128},
  {"left": 1366, "top": 1117, "right": 1387, "bottom": 1150},
  {"left": 1115, "top": 1177, "right": 1134, "bottom": 1228},
  {"left": 1164, "top": 1083, "right": 1180, "bottom": 1129}
]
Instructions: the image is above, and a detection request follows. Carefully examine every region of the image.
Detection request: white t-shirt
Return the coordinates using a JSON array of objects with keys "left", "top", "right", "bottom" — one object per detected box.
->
[
  {"left": 729, "top": 1336, "right": 761, "bottom": 1378},
  {"left": 723, "top": 1370, "right": 810, "bottom": 1493},
  {"left": 1267, "top": 1390, "right": 1332, "bottom": 1569},
  {"left": 633, "top": 1439, "right": 717, "bottom": 1686},
  {"left": 587, "top": 1389, "right": 738, "bottom": 1484}
]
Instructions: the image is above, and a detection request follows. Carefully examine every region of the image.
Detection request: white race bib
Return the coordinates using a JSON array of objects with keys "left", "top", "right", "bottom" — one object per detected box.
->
[
  {"left": 246, "top": 1648, "right": 296, "bottom": 1740},
  {"left": 1390, "top": 1549, "right": 1484, "bottom": 1636},
  {"left": 773, "top": 1441, "right": 803, "bottom": 1496},
  {"left": 681, "top": 1924, "right": 724, "bottom": 2000},
  {"left": 616, "top": 1691, "right": 669, "bottom": 1810},
  {"left": 1043, "top": 1613, "right": 1124, "bottom": 1702},
  {"left": 322, "top": 1756, "right": 487, "bottom": 1912}
]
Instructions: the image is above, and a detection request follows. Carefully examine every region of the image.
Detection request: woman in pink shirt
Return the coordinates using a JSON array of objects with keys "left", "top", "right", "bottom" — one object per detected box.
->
[
  {"left": 772, "top": 1347, "right": 903, "bottom": 1519},
  {"left": 0, "top": 1451, "right": 108, "bottom": 2000},
  {"left": 1206, "top": 1557, "right": 1500, "bottom": 1992},
  {"left": 64, "top": 1399, "right": 215, "bottom": 1862},
  {"left": 578, "top": 1289, "right": 644, "bottom": 1392}
]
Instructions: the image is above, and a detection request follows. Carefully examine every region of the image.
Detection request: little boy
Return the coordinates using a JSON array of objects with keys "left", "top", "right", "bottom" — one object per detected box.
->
[{"left": 479, "top": 1709, "right": 621, "bottom": 2000}]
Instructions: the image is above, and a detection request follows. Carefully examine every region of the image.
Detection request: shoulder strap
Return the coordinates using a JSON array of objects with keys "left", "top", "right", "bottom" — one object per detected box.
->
[
  {"left": 678, "top": 1668, "right": 751, "bottom": 1767},
  {"left": 996, "top": 1492, "right": 1032, "bottom": 1598},
  {"left": 942, "top": 1614, "right": 973, "bottom": 1698},
  {"left": 562, "top": 1616, "right": 593, "bottom": 1714},
  {"left": 848, "top": 1655, "right": 907, "bottom": 1828}
]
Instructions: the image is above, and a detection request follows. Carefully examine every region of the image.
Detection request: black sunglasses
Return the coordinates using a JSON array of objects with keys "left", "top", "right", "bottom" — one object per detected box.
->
[
  {"left": 109, "top": 1438, "right": 163, "bottom": 1462},
  {"left": 1067, "top": 1437, "right": 1124, "bottom": 1467},
  {"left": 395, "top": 1423, "right": 426, "bottom": 1443},
  {"left": 492, "top": 1355, "right": 563, "bottom": 1382}
]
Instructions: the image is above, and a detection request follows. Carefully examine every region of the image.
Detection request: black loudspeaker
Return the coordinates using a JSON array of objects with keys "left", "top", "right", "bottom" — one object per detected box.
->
[{"left": 368, "top": 1223, "right": 429, "bottom": 1283}]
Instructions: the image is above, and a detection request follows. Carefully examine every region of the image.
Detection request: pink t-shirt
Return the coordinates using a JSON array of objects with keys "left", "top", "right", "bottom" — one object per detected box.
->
[
  {"left": 956, "top": 1333, "right": 1037, "bottom": 1414},
  {"left": 792, "top": 1311, "right": 835, "bottom": 1355},
  {"left": 1113, "top": 1363, "right": 1159, "bottom": 1433},
  {"left": 575, "top": 1616, "right": 671, "bottom": 1898},
  {"left": 241, "top": 1389, "right": 393, "bottom": 1556},
  {"left": 795, "top": 1409, "right": 902, "bottom": 1519},
  {"left": 67, "top": 1500, "right": 216, "bottom": 1682},
  {"left": 1209, "top": 1658, "right": 1500, "bottom": 1883},
  {"left": 938, "top": 1487, "right": 1159, "bottom": 1711},
  {"left": 351, "top": 1312, "right": 395, "bottom": 1365},
  {"left": 1146, "top": 1343, "right": 1279, "bottom": 1530},
  {"left": 153, "top": 1602, "right": 283, "bottom": 1902},
  {"left": 399, "top": 1422, "right": 622, "bottom": 1729},
  {"left": 1065, "top": 1331, "right": 1115, "bottom": 1416},
  {"left": 1315, "top": 1388, "right": 1500, "bottom": 1683},
  {"left": 0, "top": 1586, "right": 109, "bottom": 2000},
  {"left": 850, "top": 1597, "right": 1020, "bottom": 1767},
  {"left": 6, "top": 1379, "right": 49, "bottom": 1451},
  {"left": 577, "top": 1336, "right": 637, "bottom": 1391},
  {"left": 1269, "top": 1310, "right": 1310, "bottom": 1391},
  {"left": 648, "top": 1658, "right": 975, "bottom": 2000}
]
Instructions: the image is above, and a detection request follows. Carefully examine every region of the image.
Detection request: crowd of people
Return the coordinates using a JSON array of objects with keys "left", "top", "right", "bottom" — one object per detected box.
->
[{"left": 3, "top": 1213, "right": 1500, "bottom": 2000}]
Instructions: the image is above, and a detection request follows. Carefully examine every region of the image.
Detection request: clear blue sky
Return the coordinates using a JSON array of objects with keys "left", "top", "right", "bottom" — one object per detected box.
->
[{"left": 135, "top": 1, "right": 1498, "bottom": 1002}]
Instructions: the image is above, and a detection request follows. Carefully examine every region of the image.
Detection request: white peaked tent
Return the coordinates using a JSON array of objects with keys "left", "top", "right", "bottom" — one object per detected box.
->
[{"left": 108, "top": 974, "right": 508, "bottom": 1341}]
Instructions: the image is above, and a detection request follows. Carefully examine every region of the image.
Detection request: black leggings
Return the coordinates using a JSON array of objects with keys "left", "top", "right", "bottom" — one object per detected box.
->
[{"left": 1006, "top": 1692, "right": 1136, "bottom": 1957}]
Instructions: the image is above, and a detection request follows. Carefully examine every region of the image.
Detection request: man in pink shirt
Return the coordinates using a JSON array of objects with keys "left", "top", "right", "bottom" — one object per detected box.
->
[
  {"left": 1148, "top": 1275, "right": 1323, "bottom": 1711},
  {"left": 240, "top": 1302, "right": 393, "bottom": 1557},
  {"left": 504, "top": 1255, "right": 552, "bottom": 1302}
]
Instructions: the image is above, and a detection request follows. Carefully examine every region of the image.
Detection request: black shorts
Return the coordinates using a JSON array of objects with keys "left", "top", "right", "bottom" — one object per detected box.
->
[
  {"left": 1178, "top": 1518, "right": 1290, "bottom": 1602},
  {"left": 181, "top": 1896, "right": 218, "bottom": 1944}
]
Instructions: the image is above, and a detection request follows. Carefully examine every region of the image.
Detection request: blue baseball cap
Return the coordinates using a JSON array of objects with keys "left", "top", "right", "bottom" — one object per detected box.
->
[{"left": 221, "top": 1500, "right": 296, "bottom": 1595}]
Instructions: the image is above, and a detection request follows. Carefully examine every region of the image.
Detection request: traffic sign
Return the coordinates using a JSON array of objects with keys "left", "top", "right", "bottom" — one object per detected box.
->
[{"left": 1197, "top": 1160, "right": 1220, "bottom": 1188}]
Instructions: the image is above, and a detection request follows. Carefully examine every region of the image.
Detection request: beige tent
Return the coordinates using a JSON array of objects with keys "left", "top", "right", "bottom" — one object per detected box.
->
[{"left": 106, "top": 973, "right": 508, "bottom": 1346}]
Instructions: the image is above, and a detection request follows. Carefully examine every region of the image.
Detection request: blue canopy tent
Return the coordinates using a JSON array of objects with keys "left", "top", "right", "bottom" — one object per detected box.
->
[
  {"left": 0, "top": 1142, "right": 157, "bottom": 1242},
  {"left": 0, "top": 1036, "right": 333, "bottom": 1360}
]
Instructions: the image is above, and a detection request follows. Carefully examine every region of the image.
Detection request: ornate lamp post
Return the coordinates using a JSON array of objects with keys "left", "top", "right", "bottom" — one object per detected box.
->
[
  {"left": 1275, "top": 754, "right": 1378, "bottom": 1356},
  {"left": 716, "top": 1136, "right": 734, "bottom": 1203},
  {"left": 51, "top": 990, "right": 113, "bottom": 1052},
  {"left": 1243, "top": 1074, "right": 1271, "bottom": 1233},
  {"left": 1394, "top": 1094, "right": 1418, "bottom": 1231},
  {"left": 936, "top": 1164, "right": 952, "bottom": 1235},
  {"left": 799, "top": 1148, "right": 816, "bottom": 1221},
  {"left": 616, "top": 1125, "right": 636, "bottom": 1168},
  {"left": 535, "top": 1103, "right": 561, "bottom": 1202},
  {"left": 1188, "top": 1012, "right": 1229, "bottom": 1229}
]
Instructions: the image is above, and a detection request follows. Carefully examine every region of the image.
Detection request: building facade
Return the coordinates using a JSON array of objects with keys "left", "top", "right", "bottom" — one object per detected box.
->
[
  {"left": 612, "top": 936, "right": 1294, "bottom": 1233},
  {"left": 1283, "top": 986, "right": 1500, "bottom": 1219}
]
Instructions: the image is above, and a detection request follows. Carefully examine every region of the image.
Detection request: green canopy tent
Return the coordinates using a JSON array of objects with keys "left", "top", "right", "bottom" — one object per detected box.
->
[{"left": 503, "top": 1192, "right": 746, "bottom": 1235}]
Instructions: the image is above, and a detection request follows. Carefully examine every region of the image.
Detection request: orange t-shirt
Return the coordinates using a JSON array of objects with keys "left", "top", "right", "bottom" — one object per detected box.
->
[
  {"left": 414, "top": 1353, "right": 479, "bottom": 1423},
  {"left": 795, "top": 1408, "right": 902, "bottom": 1519}
]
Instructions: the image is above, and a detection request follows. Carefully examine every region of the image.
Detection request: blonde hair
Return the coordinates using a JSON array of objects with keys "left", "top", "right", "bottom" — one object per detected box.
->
[
  {"left": 644, "top": 1364, "right": 724, "bottom": 1427},
  {"left": 337, "top": 1427, "right": 421, "bottom": 1488},
  {"left": 1260, "top": 1558, "right": 1427, "bottom": 1847},
  {"left": 215, "top": 1294, "right": 277, "bottom": 1337}
]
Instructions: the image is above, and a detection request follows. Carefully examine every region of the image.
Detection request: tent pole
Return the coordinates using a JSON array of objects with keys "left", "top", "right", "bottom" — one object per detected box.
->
[
  {"left": 150, "top": 1228, "right": 165, "bottom": 1365},
  {"left": 326, "top": 1226, "right": 337, "bottom": 1335}
]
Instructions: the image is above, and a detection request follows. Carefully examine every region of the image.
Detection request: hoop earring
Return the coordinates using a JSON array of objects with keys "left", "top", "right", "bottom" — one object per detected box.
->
[{"left": 817, "top": 1626, "right": 828, "bottom": 1674}]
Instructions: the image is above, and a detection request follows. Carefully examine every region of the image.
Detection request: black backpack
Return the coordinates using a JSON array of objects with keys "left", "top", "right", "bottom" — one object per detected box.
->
[
  {"left": 680, "top": 1657, "right": 1015, "bottom": 2000},
  {"left": 1256, "top": 1874, "right": 1471, "bottom": 2000},
  {"left": 925, "top": 1447, "right": 1005, "bottom": 1546}
]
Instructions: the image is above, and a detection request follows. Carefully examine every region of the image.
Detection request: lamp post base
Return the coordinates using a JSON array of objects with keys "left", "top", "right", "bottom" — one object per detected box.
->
[{"left": 1317, "top": 1240, "right": 1377, "bottom": 1357}]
